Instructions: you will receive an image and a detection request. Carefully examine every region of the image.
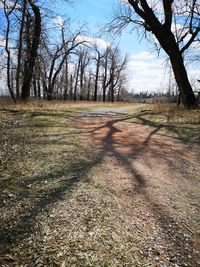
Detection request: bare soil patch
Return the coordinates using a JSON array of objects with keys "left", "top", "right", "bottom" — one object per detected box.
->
[{"left": 73, "top": 106, "right": 200, "bottom": 267}]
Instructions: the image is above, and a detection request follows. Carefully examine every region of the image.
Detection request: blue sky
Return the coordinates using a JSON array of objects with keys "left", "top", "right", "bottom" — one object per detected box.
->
[
  {"left": 54, "top": 0, "right": 171, "bottom": 93},
  {"left": 0, "top": 0, "right": 199, "bottom": 94},
  {"left": 0, "top": 0, "right": 172, "bottom": 94},
  {"left": 56, "top": 0, "right": 199, "bottom": 93},
  {"left": 60, "top": 0, "right": 149, "bottom": 55}
]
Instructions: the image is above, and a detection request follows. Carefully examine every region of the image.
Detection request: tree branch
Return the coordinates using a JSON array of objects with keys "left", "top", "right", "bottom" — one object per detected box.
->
[
  {"left": 181, "top": 26, "right": 200, "bottom": 53},
  {"left": 163, "top": 0, "right": 174, "bottom": 30}
]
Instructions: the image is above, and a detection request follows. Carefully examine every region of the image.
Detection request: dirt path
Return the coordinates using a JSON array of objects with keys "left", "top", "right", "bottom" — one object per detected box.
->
[
  {"left": 73, "top": 106, "right": 200, "bottom": 267},
  {"left": 1, "top": 105, "right": 200, "bottom": 267}
]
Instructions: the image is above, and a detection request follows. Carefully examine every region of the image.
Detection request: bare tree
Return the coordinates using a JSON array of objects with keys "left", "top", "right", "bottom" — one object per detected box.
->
[
  {"left": 79, "top": 48, "right": 90, "bottom": 100},
  {"left": 101, "top": 45, "right": 127, "bottom": 102},
  {"left": 110, "top": 0, "right": 200, "bottom": 107},
  {"left": 92, "top": 44, "right": 105, "bottom": 101},
  {"left": 108, "top": 46, "right": 127, "bottom": 102},
  {"left": 2, "top": 0, "right": 18, "bottom": 102},
  {"left": 73, "top": 55, "right": 81, "bottom": 101},
  {"left": 102, "top": 46, "right": 111, "bottom": 102},
  {"left": 15, "top": 0, "right": 27, "bottom": 99},
  {"left": 21, "top": 0, "right": 41, "bottom": 101},
  {"left": 45, "top": 24, "right": 87, "bottom": 100}
]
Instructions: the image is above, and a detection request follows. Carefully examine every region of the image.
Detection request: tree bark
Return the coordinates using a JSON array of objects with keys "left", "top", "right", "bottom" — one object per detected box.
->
[
  {"left": 37, "top": 77, "right": 41, "bottom": 99},
  {"left": 74, "top": 58, "right": 81, "bottom": 101},
  {"left": 4, "top": 1, "right": 17, "bottom": 103},
  {"left": 154, "top": 31, "right": 196, "bottom": 107},
  {"left": 16, "top": 0, "right": 27, "bottom": 99},
  {"left": 94, "top": 55, "right": 100, "bottom": 102},
  {"left": 33, "top": 75, "right": 37, "bottom": 97},
  {"left": 169, "top": 49, "right": 196, "bottom": 107},
  {"left": 102, "top": 53, "right": 108, "bottom": 102},
  {"left": 63, "top": 59, "right": 68, "bottom": 100},
  {"left": 21, "top": 0, "right": 41, "bottom": 101}
]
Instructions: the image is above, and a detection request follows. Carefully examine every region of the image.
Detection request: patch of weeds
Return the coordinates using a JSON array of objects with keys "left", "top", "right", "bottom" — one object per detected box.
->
[{"left": 126, "top": 104, "right": 200, "bottom": 144}]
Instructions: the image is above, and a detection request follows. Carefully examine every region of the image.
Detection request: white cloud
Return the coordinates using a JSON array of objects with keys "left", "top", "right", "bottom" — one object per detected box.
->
[
  {"left": 77, "top": 35, "right": 110, "bottom": 49},
  {"left": 126, "top": 50, "right": 200, "bottom": 94},
  {"left": 126, "top": 51, "right": 167, "bottom": 93},
  {"left": 53, "top": 16, "right": 64, "bottom": 27},
  {"left": 130, "top": 51, "right": 155, "bottom": 60}
]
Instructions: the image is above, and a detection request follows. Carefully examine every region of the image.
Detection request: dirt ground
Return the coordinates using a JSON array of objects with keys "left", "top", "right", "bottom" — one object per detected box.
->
[
  {"left": 0, "top": 104, "right": 200, "bottom": 267},
  {"left": 72, "top": 107, "right": 200, "bottom": 267}
]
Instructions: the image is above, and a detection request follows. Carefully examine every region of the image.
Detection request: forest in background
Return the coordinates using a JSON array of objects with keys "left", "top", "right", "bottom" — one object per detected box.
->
[
  {"left": 0, "top": 0, "right": 129, "bottom": 103},
  {"left": 0, "top": 0, "right": 199, "bottom": 107}
]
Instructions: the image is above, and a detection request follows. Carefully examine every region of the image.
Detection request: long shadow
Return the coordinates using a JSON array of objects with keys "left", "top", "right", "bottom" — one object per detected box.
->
[
  {"left": 80, "top": 111, "right": 199, "bottom": 265},
  {"left": 0, "top": 110, "right": 105, "bottom": 258},
  {"left": 73, "top": 111, "right": 200, "bottom": 145},
  {"left": 134, "top": 113, "right": 200, "bottom": 145},
  {"left": 0, "top": 154, "right": 101, "bottom": 257},
  {"left": 1, "top": 109, "right": 198, "bottom": 265}
]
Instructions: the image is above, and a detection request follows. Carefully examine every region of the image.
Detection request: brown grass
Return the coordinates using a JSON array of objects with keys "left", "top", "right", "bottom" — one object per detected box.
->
[
  {"left": 150, "top": 103, "right": 200, "bottom": 123},
  {"left": 0, "top": 102, "right": 200, "bottom": 266},
  {"left": 0, "top": 97, "right": 129, "bottom": 112}
]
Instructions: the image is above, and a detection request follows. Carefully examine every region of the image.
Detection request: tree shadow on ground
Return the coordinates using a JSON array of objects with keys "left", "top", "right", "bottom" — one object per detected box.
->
[
  {"left": 0, "top": 112, "right": 101, "bottom": 259},
  {"left": 0, "top": 110, "right": 199, "bottom": 266},
  {"left": 74, "top": 111, "right": 199, "bottom": 265},
  {"left": 0, "top": 154, "right": 100, "bottom": 257},
  {"left": 133, "top": 112, "right": 200, "bottom": 145}
]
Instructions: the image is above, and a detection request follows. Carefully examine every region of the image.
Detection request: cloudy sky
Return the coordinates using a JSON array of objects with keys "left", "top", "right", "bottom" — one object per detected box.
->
[
  {"left": 0, "top": 0, "right": 199, "bottom": 94},
  {"left": 57, "top": 0, "right": 199, "bottom": 94}
]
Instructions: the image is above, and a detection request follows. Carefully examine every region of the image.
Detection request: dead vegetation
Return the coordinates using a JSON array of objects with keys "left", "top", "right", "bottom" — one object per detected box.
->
[
  {"left": 150, "top": 104, "right": 200, "bottom": 124},
  {"left": 0, "top": 102, "right": 200, "bottom": 267},
  {"left": 0, "top": 98, "right": 128, "bottom": 112},
  {"left": 130, "top": 104, "right": 200, "bottom": 145}
]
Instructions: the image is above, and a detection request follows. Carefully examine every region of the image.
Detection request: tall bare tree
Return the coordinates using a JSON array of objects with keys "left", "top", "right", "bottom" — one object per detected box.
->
[
  {"left": 92, "top": 44, "right": 105, "bottom": 101},
  {"left": 45, "top": 24, "right": 87, "bottom": 100},
  {"left": 110, "top": 0, "right": 200, "bottom": 107},
  {"left": 3, "top": 0, "right": 18, "bottom": 102},
  {"left": 108, "top": 47, "right": 127, "bottom": 102},
  {"left": 21, "top": 0, "right": 41, "bottom": 101},
  {"left": 15, "top": 0, "right": 27, "bottom": 99}
]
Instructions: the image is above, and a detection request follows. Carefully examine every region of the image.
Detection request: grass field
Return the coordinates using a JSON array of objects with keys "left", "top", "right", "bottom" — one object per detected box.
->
[{"left": 0, "top": 101, "right": 200, "bottom": 266}]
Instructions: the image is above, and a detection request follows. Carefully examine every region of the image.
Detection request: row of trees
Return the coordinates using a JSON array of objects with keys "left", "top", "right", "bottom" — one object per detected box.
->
[
  {"left": 1, "top": 0, "right": 199, "bottom": 107},
  {"left": 0, "top": 0, "right": 127, "bottom": 102}
]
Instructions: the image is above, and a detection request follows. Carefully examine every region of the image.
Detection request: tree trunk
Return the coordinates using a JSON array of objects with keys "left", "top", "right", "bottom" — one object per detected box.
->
[
  {"left": 154, "top": 33, "right": 196, "bottom": 108},
  {"left": 63, "top": 59, "right": 68, "bottom": 100},
  {"left": 47, "top": 86, "right": 53, "bottom": 100},
  {"left": 169, "top": 51, "right": 196, "bottom": 108},
  {"left": 127, "top": 0, "right": 196, "bottom": 108},
  {"left": 37, "top": 77, "right": 41, "bottom": 99},
  {"left": 94, "top": 56, "right": 100, "bottom": 102},
  {"left": 43, "top": 79, "right": 47, "bottom": 100},
  {"left": 110, "top": 83, "right": 114, "bottom": 102},
  {"left": 69, "top": 74, "right": 73, "bottom": 100},
  {"left": 33, "top": 75, "right": 37, "bottom": 97},
  {"left": 21, "top": 0, "right": 41, "bottom": 101},
  {"left": 149, "top": 23, "right": 196, "bottom": 108},
  {"left": 87, "top": 76, "right": 91, "bottom": 101},
  {"left": 74, "top": 59, "right": 81, "bottom": 101},
  {"left": 16, "top": 0, "right": 27, "bottom": 99},
  {"left": 4, "top": 2, "right": 17, "bottom": 103}
]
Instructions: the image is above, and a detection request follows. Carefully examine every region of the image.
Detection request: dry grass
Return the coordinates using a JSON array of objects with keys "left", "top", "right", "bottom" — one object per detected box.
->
[
  {"left": 0, "top": 101, "right": 199, "bottom": 266},
  {"left": 124, "top": 103, "right": 200, "bottom": 144},
  {"left": 0, "top": 105, "right": 140, "bottom": 266},
  {"left": 0, "top": 97, "right": 129, "bottom": 112},
  {"left": 150, "top": 103, "right": 200, "bottom": 123}
]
